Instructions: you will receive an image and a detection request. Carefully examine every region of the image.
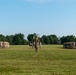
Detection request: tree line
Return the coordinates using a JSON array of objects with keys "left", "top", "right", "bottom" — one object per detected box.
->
[
  {"left": 27, "top": 33, "right": 76, "bottom": 44},
  {"left": 0, "top": 33, "right": 76, "bottom": 45},
  {"left": 0, "top": 33, "right": 27, "bottom": 45}
]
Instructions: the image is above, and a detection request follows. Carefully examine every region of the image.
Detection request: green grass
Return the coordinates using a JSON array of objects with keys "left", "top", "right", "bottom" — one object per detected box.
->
[{"left": 0, "top": 45, "right": 76, "bottom": 75}]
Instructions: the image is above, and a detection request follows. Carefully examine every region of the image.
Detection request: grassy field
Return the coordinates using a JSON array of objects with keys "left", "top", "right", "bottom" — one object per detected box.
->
[{"left": 0, "top": 45, "right": 76, "bottom": 75}]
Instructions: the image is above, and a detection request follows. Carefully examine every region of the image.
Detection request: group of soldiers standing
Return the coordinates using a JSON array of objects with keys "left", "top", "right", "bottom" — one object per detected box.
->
[{"left": 0, "top": 41, "right": 10, "bottom": 48}]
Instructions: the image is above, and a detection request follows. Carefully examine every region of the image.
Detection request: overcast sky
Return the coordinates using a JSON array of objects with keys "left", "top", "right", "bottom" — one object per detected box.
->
[{"left": 0, "top": 0, "right": 76, "bottom": 38}]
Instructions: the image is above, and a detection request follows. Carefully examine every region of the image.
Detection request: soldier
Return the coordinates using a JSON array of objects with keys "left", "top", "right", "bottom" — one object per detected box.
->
[{"left": 33, "top": 34, "right": 40, "bottom": 52}]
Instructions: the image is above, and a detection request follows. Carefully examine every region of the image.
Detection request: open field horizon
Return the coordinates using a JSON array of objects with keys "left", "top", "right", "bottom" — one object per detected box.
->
[{"left": 0, "top": 45, "right": 76, "bottom": 75}]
